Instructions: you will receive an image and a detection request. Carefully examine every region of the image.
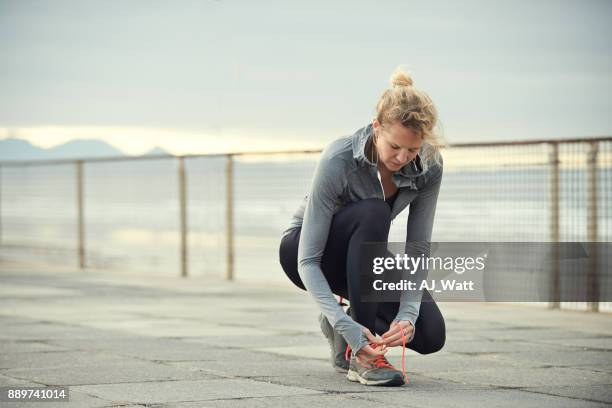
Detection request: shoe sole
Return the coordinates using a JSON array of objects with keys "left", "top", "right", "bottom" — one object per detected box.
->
[
  {"left": 347, "top": 369, "right": 404, "bottom": 386},
  {"left": 319, "top": 315, "right": 349, "bottom": 373},
  {"left": 334, "top": 364, "right": 349, "bottom": 374}
]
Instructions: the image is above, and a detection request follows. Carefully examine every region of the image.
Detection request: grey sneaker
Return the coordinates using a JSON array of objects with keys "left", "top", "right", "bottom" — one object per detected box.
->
[
  {"left": 346, "top": 352, "right": 405, "bottom": 386},
  {"left": 318, "top": 313, "right": 349, "bottom": 373}
]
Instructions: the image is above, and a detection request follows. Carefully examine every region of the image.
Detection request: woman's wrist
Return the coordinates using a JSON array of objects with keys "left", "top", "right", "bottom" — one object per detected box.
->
[{"left": 335, "top": 319, "right": 369, "bottom": 356}]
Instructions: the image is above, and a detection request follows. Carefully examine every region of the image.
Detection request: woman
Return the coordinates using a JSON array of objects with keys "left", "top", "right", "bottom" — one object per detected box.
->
[{"left": 278, "top": 67, "right": 446, "bottom": 387}]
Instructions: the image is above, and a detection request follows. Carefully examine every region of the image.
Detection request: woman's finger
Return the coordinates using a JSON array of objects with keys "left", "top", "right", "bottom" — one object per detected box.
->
[
  {"left": 365, "top": 331, "right": 378, "bottom": 344},
  {"left": 356, "top": 345, "right": 387, "bottom": 366},
  {"left": 359, "top": 344, "right": 387, "bottom": 358},
  {"left": 362, "top": 328, "right": 382, "bottom": 345},
  {"left": 382, "top": 324, "right": 413, "bottom": 346},
  {"left": 382, "top": 322, "right": 400, "bottom": 339},
  {"left": 384, "top": 338, "right": 404, "bottom": 347},
  {"left": 382, "top": 321, "right": 404, "bottom": 340},
  {"left": 382, "top": 333, "right": 402, "bottom": 346}
]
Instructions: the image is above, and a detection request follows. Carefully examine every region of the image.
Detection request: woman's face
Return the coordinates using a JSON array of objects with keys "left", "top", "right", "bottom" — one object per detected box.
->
[{"left": 372, "top": 120, "right": 422, "bottom": 173}]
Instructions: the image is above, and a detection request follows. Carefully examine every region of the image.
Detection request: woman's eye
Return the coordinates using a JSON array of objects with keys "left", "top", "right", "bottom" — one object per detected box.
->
[{"left": 391, "top": 145, "right": 400, "bottom": 150}]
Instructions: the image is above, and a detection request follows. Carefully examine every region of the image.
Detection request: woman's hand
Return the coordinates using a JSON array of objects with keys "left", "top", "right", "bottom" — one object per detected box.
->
[
  {"left": 381, "top": 320, "right": 413, "bottom": 347},
  {"left": 355, "top": 327, "right": 388, "bottom": 364}
]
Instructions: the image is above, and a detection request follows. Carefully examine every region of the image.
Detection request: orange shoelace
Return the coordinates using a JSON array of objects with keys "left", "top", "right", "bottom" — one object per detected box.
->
[{"left": 339, "top": 296, "right": 409, "bottom": 384}]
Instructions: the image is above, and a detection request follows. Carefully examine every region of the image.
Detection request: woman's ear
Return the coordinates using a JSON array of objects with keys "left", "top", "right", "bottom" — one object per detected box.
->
[{"left": 372, "top": 119, "right": 381, "bottom": 145}]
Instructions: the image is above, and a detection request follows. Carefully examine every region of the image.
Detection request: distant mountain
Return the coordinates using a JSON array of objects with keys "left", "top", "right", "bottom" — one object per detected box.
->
[
  {"left": 0, "top": 138, "right": 48, "bottom": 161},
  {"left": 0, "top": 138, "right": 126, "bottom": 162},
  {"left": 46, "top": 139, "right": 125, "bottom": 159},
  {"left": 142, "top": 146, "right": 171, "bottom": 156}
]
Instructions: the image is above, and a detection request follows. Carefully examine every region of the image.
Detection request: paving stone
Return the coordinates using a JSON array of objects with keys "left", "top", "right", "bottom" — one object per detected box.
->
[
  {"left": 82, "top": 321, "right": 276, "bottom": 338},
  {"left": 167, "top": 357, "right": 330, "bottom": 378},
  {"left": 444, "top": 319, "right": 511, "bottom": 331},
  {"left": 71, "top": 378, "right": 322, "bottom": 405},
  {"left": 0, "top": 390, "right": 111, "bottom": 408},
  {"left": 477, "top": 327, "right": 604, "bottom": 341},
  {"left": 0, "top": 323, "right": 101, "bottom": 341},
  {"left": 523, "top": 384, "right": 612, "bottom": 404},
  {"left": 0, "top": 283, "right": 78, "bottom": 298},
  {"left": 249, "top": 373, "right": 487, "bottom": 394},
  {"left": 162, "top": 393, "right": 409, "bottom": 408},
  {"left": 252, "top": 345, "right": 333, "bottom": 360},
  {"left": 426, "top": 366, "right": 612, "bottom": 388},
  {"left": 0, "top": 374, "right": 110, "bottom": 407},
  {"left": 0, "top": 315, "right": 34, "bottom": 324},
  {"left": 4, "top": 360, "right": 219, "bottom": 386},
  {"left": 47, "top": 337, "right": 305, "bottom": 365},
  {"left": 353, "top": 388, "right": 610, "bottom": 408},
  {"left": 533, "top": 337, "right": 612, "bottom": 351},
  {"left": 184, "top": 333, "right": 322, "bottom": 349},
  {"left": 0, "top": 340, "right": 68, "bottom": 354},
  {"left": 384, "top": 350, "right": 521, "bottom": 373},
  {"left": 571, "top": 364, "right": 612, "bottom": 374},
  {"left": 441, "top": 339, "right": 568, "bottom": 354},
  {"left": 0, "top": 350, "right": 130, "bottom": 369},
  {"left": 477, "top": 349, "right": 612, "bottom": 369},
  {"left": 443, "top": 330, "right": 490, "bottom": 341},
  {"left": 46, "top": 337, "right": 238, "bottom": 362},
  {"left": 0, "top": 373, "right": 39, "bottom": 387},
  {"left": 2, "top": 263, "right": 612, "bottom": 406}
]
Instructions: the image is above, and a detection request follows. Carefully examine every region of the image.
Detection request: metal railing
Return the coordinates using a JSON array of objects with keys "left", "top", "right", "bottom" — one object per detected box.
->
[{"left": 0, "top": 137, "right": 610, "bottom": 310}]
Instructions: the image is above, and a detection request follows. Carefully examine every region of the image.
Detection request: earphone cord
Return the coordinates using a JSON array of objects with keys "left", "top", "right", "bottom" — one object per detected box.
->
[{"left": 371, "top": 134, "right": 378, "bottom": 165}]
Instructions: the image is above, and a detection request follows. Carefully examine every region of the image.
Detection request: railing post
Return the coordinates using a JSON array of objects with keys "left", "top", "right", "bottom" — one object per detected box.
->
[
  {"left": 0, "top": 165, "right": 2, "bottom": 246},
  {"left": 548, "top": 143, "right": 560, "bottom": 309},
  {"left": 178, "top": 156, "right": 188, "bottom": 278},
  {"left": 76, "top": 160, "right": 86, "bottom": 269},
  {"left": 586, "top": 141, "right": 599, "bottom": 312},
  {"left": 225, "top": 154, "right": 234, "bottom": 281}
]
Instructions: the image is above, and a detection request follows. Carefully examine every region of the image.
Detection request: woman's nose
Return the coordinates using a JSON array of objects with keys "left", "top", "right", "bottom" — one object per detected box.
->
[{"left": 397, "top": 151, "right": 410, "bottom": 163}]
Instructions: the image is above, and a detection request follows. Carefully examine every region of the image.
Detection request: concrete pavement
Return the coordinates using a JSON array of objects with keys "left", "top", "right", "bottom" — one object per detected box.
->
[{"left": 1, "top": 260, "right": 611, "bottom": 407}]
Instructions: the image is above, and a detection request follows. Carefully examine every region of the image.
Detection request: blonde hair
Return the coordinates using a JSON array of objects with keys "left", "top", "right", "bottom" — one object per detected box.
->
[{"left": 375, "top": 66, "right": 445, "bottom": 165}]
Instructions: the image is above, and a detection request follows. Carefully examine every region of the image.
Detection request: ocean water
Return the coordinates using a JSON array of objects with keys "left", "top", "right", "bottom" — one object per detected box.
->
[{"left": 0, "top": 157, "right": 610, "bottom": 288}]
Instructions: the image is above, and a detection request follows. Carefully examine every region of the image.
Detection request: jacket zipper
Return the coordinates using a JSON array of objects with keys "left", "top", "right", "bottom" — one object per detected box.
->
[
  {"left": 376, "top": 168, "right": 395, "bottom": 226},
  {"left": 376, "top": 168, "right": 385, "bottom": 200}
]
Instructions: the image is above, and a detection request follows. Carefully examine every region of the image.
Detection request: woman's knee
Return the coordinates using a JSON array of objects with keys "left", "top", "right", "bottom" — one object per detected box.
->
[
  {"left": 343, "top": 198, "right": 391, "bottom": 232},
  {"left": 356, "top": 198, "right": 390, "bottom": 217},
  {"left": 279, "top": 231, "right": 306, "bottom": 291},
  {"left": 278, "top": 235, "right": 293, "bottom": 273},
  {"left": 416, "top": 318, "right": 446, "bottom": 354},
  {"left": 426, "top": 326, "right": 446, "bottom": 354}
]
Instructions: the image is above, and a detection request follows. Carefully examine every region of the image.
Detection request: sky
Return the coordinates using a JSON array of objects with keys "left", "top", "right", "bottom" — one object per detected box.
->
[{"left": 0, "top": 0, "right": 611, "bottom": 155}]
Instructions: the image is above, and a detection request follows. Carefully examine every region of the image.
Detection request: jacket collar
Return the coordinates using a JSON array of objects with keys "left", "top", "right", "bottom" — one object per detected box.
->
[{"left": 351, "top": 123, "right": 430, "bottom": 181}]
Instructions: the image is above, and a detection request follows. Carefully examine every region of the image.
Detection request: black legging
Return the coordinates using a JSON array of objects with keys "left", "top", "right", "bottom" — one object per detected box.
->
[{"left": 279, "top": 198, "right": 445, "bottom": 354}]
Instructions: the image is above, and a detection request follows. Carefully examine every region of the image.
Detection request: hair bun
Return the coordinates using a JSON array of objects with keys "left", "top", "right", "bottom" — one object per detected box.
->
[{"left": 390, "top": 66, "right": 414, "bottom": 88}]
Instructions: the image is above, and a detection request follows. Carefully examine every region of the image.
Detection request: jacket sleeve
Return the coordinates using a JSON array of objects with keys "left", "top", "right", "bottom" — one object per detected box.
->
[
  {"left": 297, "top": 150, "right": 370, "bottom": 355},
  {"left": 395, "top": 160, "right": 443, "bottom": 342}
]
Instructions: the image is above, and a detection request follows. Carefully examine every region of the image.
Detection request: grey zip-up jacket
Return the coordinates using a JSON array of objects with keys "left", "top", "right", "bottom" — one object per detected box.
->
[{"left": 281, "top": 123, "right": 443, "bottom": 355}]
